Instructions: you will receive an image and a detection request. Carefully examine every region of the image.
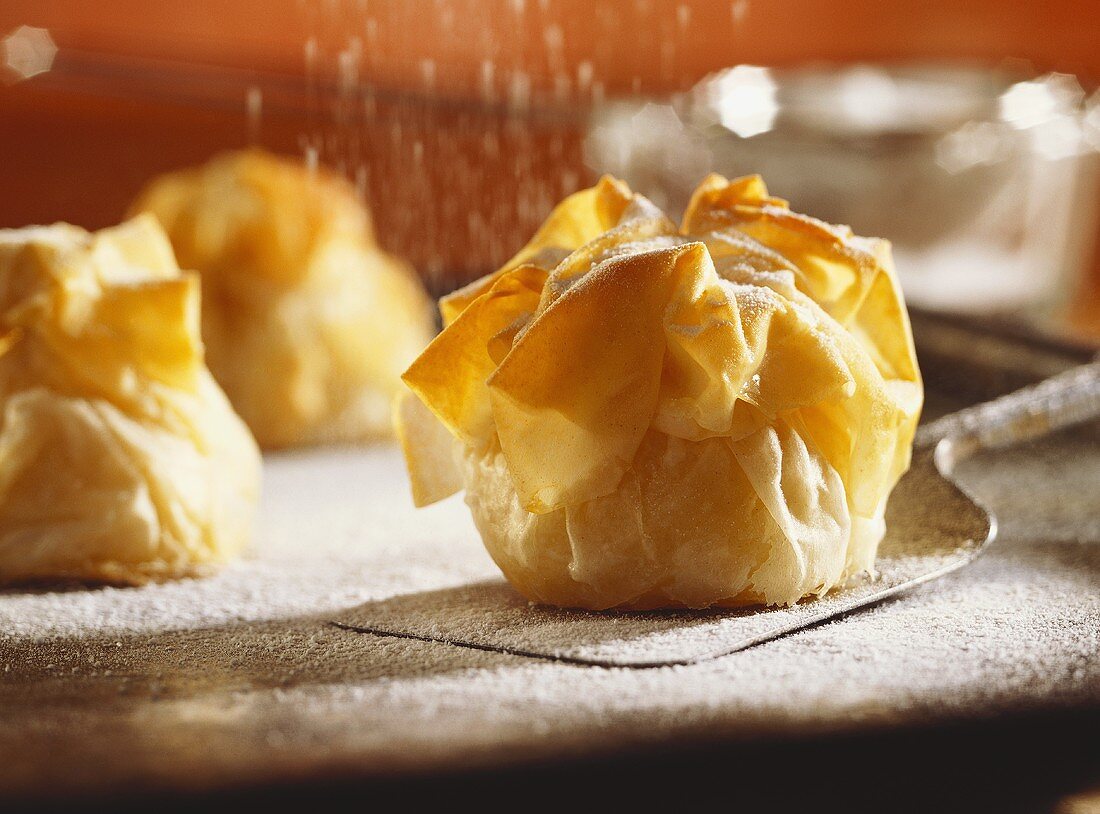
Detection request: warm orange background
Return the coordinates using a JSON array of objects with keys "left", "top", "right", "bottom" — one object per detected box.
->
[
  {"left": 5, "top": 0, "right": 1100, "bottom": 88},
  {"left": 2, "top": 0, "right": 1099, "bottom": 326}
]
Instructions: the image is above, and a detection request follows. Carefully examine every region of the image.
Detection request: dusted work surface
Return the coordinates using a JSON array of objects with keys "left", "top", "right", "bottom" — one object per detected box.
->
[
  {"left": 1, "top": 343, "right": 1099, "bottom": 808},
  {"left": 2, "top": 437, "right": 1099, "bottom": 804}
]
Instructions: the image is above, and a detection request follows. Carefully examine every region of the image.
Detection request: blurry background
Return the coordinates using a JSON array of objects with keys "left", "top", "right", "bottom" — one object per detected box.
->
[{"left": 2, "top": 0, "right": 1099, "bottom": 336}]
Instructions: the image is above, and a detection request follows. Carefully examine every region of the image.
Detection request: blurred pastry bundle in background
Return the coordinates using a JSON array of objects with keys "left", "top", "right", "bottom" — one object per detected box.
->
[
  {"left": 130, "top": 150, "right": 434, "bottom": 448},
  {"left": 2, "top": 0, "right": 1099, "bottom": 349},
  {"left": 0, "top": 216, "right": 261, "bottom": 584}
]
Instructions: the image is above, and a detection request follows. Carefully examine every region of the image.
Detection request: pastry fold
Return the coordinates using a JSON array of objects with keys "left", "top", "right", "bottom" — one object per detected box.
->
[
  {"left": 0, "top": 217, "right": 260, "bottom": 584},
  {"left": 131, "top": 150, "right": 435, "bottom": 448},
  {"left": 398, "top": 175, "right": 922, "bottom": 609}
]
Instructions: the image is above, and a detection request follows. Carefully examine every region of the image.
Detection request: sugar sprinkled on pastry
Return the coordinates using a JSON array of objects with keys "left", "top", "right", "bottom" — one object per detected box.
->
[
  {"left": 396, "top": 175, "right": 922, "bottom": 610},
  {"left": 130, "top": 149, "right": 435, "bottom": 449},
  {"left": 0, "top": 216, "right": 261, "bottom": 585}
]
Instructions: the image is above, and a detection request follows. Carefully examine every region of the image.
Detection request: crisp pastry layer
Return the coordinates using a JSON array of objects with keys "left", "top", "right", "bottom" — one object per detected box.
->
[
  {"left": 0, "top": 217, "right": 261, "bottom": 585},
  {"left": 397, "top": 174, "right": 922, "bottom": 610},
  {"left": 131, "top": 149, "right": 435, "bottom": 449}
]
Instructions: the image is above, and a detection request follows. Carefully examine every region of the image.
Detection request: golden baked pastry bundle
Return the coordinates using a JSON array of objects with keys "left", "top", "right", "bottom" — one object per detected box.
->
[
  {"left": 0, "top": 217, "right": 261, "bottom": 584},
  {"left": 131, "top": 150, "right": 435, "bottom": 449},
  {"left": 397, "top": 174, "right": 923, "bottom": 610}
]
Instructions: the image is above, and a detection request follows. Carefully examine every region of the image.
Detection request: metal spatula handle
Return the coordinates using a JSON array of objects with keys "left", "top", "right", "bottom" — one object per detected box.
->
[{"left": 915, "top": 360, "right": 1100, "bottom": 456}]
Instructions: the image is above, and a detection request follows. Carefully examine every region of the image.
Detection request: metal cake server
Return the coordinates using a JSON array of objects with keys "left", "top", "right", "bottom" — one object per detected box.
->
[
  {"left": 336, "top": 360, "right": 1100, "bottom": 667},
  {"left": 875, "top": 359, "right": 1100, "bottom": 614}
]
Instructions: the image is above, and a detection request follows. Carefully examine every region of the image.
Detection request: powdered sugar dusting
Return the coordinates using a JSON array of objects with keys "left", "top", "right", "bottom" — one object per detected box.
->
[{"left": 0, "top": 435, "right": 1096, "bottom": 796}]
